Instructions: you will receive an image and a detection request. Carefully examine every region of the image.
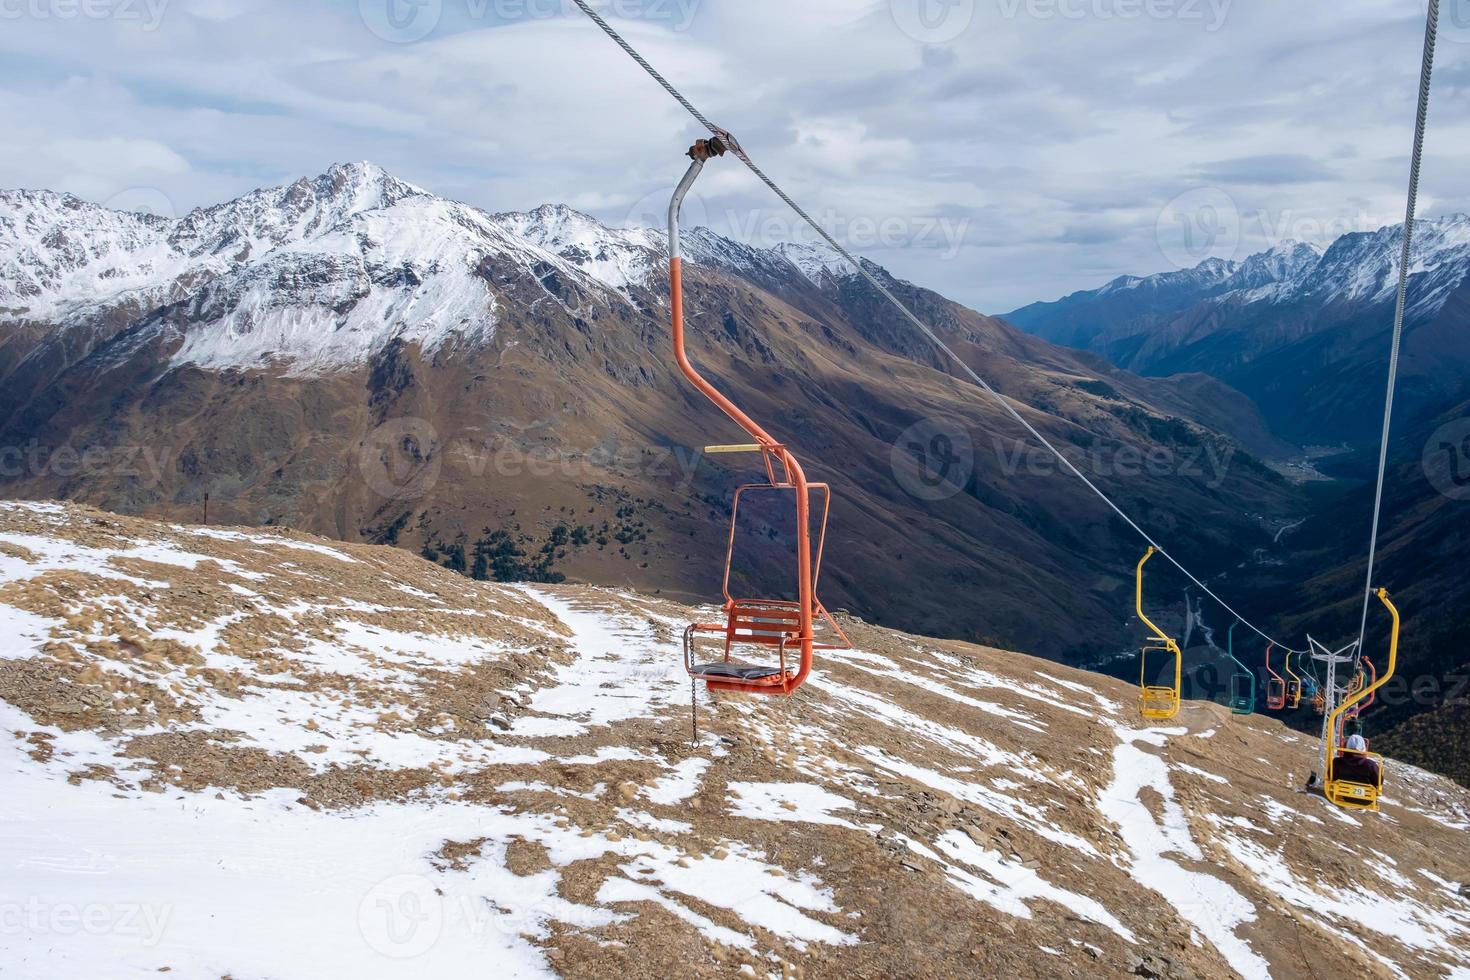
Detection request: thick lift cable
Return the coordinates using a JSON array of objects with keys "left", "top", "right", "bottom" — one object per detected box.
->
[
  {"left": 1354, "top": 0, "right": 1440, "bottom": 668},
  {"left": 571, "top": 0, "right": 1305, "bottom": 655}
]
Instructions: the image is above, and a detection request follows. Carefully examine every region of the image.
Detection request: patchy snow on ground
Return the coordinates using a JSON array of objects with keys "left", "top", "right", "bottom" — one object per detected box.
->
[
  {"left": 930, "top": 830, "right": 1136, "bottom": 942},
  {"left": 1, "top": 722, "right": 582, "bottom": 978},
  {"left": 506, "top": 587, "right": 686, "bottom": 738},
  {"left": 2, "top": 502, "right": 1469, "bottom": 979},
  {"left": 726, "top": 782, "right": 866, "bottom": 830},
  {"left": 1098, "top": 729, "right": 1271, "bottom": 980},
  {"left": 1225, "top": 830, "right": 1470, "bottom": 959}
]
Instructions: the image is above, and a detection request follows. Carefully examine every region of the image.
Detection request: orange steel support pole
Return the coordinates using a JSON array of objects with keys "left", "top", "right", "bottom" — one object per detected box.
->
[{"left": 669, "top": 142, "right": 813, "bottom": 693}]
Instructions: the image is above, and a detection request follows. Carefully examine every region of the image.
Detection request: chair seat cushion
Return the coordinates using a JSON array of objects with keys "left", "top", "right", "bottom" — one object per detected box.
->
[{"left": 690, "top": 662, "right": 786, "bottom": 681}]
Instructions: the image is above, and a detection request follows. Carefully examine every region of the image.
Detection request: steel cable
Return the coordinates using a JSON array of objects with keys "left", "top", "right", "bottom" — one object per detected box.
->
[
  {"left": 1354, "top": 0, "right": 1440, "bottom": 667},
  {"left": 572, "top": 0, "right": 1308, "bottom": 653}
]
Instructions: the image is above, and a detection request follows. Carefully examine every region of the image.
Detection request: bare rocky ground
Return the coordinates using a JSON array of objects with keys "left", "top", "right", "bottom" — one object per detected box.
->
[{"left": 1, "top": 500, "right": 1467, "bottom": 979}]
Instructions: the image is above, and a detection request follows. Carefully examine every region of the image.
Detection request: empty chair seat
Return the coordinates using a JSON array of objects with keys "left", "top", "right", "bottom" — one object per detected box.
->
[{"left": 687, "top": 662, "right": 786, "bottom": 681}]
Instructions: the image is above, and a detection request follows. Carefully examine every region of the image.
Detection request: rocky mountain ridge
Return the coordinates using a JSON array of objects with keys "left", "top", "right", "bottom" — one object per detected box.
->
[
  {"left": 0, "top": 163, "right": 1301, "bottom": 666},
  {"left": 1004, "top": 216, "right": 1470, "bottom": 443}
]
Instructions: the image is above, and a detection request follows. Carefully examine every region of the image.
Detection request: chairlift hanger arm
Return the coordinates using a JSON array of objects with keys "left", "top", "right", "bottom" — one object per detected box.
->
[
  {"left": 669, "top": 139, "right": 783, "bottom": 456},
  {"left": 1135, "top": 547, "right": 1182, "bottom": 721},
  {"left": 1283, "top": 649, "right": 1303, "bottom": 707},
  {"left": 1225, "top": 620, "right": 1256, "bottom": 714},
  {"left": 1134, "top": 548, "right": 1177, "bottom": 651},
  {"left": 1325, "top": 590, "right": 1400, "bottom": 810},
  {"left": 669, "top": 139, "right": 823, "bottom": 696}
]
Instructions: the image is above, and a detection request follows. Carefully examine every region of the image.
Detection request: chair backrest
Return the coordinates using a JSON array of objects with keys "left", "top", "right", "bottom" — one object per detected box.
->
[
  {"left": 726, "top": 603, "right": 803, "bottom": 646},
  {"left": 1229, "top": 672, "right": 1254, "bottom": 713},
  {"left": 1225, "top": 622, "right": 1255, "bottom": 714}
]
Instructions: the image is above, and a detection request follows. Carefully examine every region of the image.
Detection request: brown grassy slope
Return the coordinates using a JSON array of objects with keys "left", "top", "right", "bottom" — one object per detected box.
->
[
  {"left": 1, "top": 501, "right": 1466, "bottom": 979},
  {"left": 1378, "top": 699, "right": 1470, "bottom": 789},
  {"left": 0, "top": 254, "right": 1301, "bottom": 668}
]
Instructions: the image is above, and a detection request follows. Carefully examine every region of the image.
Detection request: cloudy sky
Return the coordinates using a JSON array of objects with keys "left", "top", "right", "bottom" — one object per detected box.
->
[{"left": 2, "top": 0, "right": 1466, "bottom": 311}]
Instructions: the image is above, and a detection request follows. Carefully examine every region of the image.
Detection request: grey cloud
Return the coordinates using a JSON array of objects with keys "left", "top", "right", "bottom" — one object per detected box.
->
[
  {"left": 1057, "top": 223, "right": 1133, "bottom": 246},
  {"left": 1193, "top": 154, "right": 1337, "bottom": 186},
  {"left": 0, "top": 0, "right": 1464, "bottom": 313}
]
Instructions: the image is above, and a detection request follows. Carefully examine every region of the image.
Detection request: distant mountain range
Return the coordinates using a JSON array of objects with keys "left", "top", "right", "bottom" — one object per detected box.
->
[
  {"left": 1004, "top": 217, "right": 1470, "bottom": 445},
  {"left": 1004, "top": 216, "right": 1470, "bottom": 783},
  {"left": 0, "top": 162, "right": 1301, "bottom": 664}
]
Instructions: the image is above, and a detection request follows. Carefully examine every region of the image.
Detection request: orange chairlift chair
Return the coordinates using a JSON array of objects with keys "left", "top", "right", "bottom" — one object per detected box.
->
[
  {"left": 1283, "top": 649, "right": 1304, "bottom": 710},
  {"left": 1135, "top": 547, "right": 1183, "bottom": 721},
  {"left": 1324, "top": 590, "right": 1400, "bottom": 811},
  {"left": 1336, "top": 665, "right": 1366, "bottom": 732},
  {"left": 668, "top": 137, "right": 849, "bottom": 698},
  {"left": 1345, "top": 656, "right": 1377, "bottom": 721},
  {"left": 1264, "top": 642, "right": 1288, "bottom": 710}
]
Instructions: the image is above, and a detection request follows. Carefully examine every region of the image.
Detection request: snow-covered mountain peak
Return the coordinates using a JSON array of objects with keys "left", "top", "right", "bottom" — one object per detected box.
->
[
  {"left": 497, "top": 202, "right": 614, "bottom": 241},
  {"left": 0, "top": 162, "right": 439, "bottom": 324},
  {"left": 1094, "top": 274, "right": 1143, "bottom": 295},
  {"left": 1018, "top": 213, "right": 1470, "bottom": 330},
  {"left": 164, "top": 193, "right": 515, "bottom": 375},
  {"left": 1193, "top": 256, "right": 1236, "bottom": 278},
  {"left": 497, "top": 203, "right": 750, "bottom": 256},
  {"left": 1090, "top": 256, "right": 1237, "bottom": 300},
  {"left": 489, "top": 202, "right": 668, "bottom": 293},
  {"left": 1292, "top": 211, "right": 1470, "bottom": 310},
  {"left": 1408, "top": 211, "right": 1470, "bottom": 256},
  {"left": 0, "top": 187, "right": 171, "bottom": 231},
  {"left": 0, "top": 189, "right": 184, "bottom": 314},
  {"left": 485, "top": 203, "right": 879, "bottom": 296},
  {"left": 321, "top": 160, "right": 426, "bottom": 203},
  {"left": 167, "top": 161, "right": 429, "bottom": 262},
  {"left": 1004, "top": 211, "right": 1470, "bottom": 444},
  {"left": 1224, "top": 240, "right": 1321, "bottom": 292},
  {"left": 773, "top": 239, "right": 857, "bottom": 285},
  {"left": 0, "top": 165, "right": 903, "bottom": 375},
  {"left": 1250, "top": 238, "right": 1320, "bottom": 265},
  {"left": 526, "top": 201, "right": 606, "bottom": 228}
]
